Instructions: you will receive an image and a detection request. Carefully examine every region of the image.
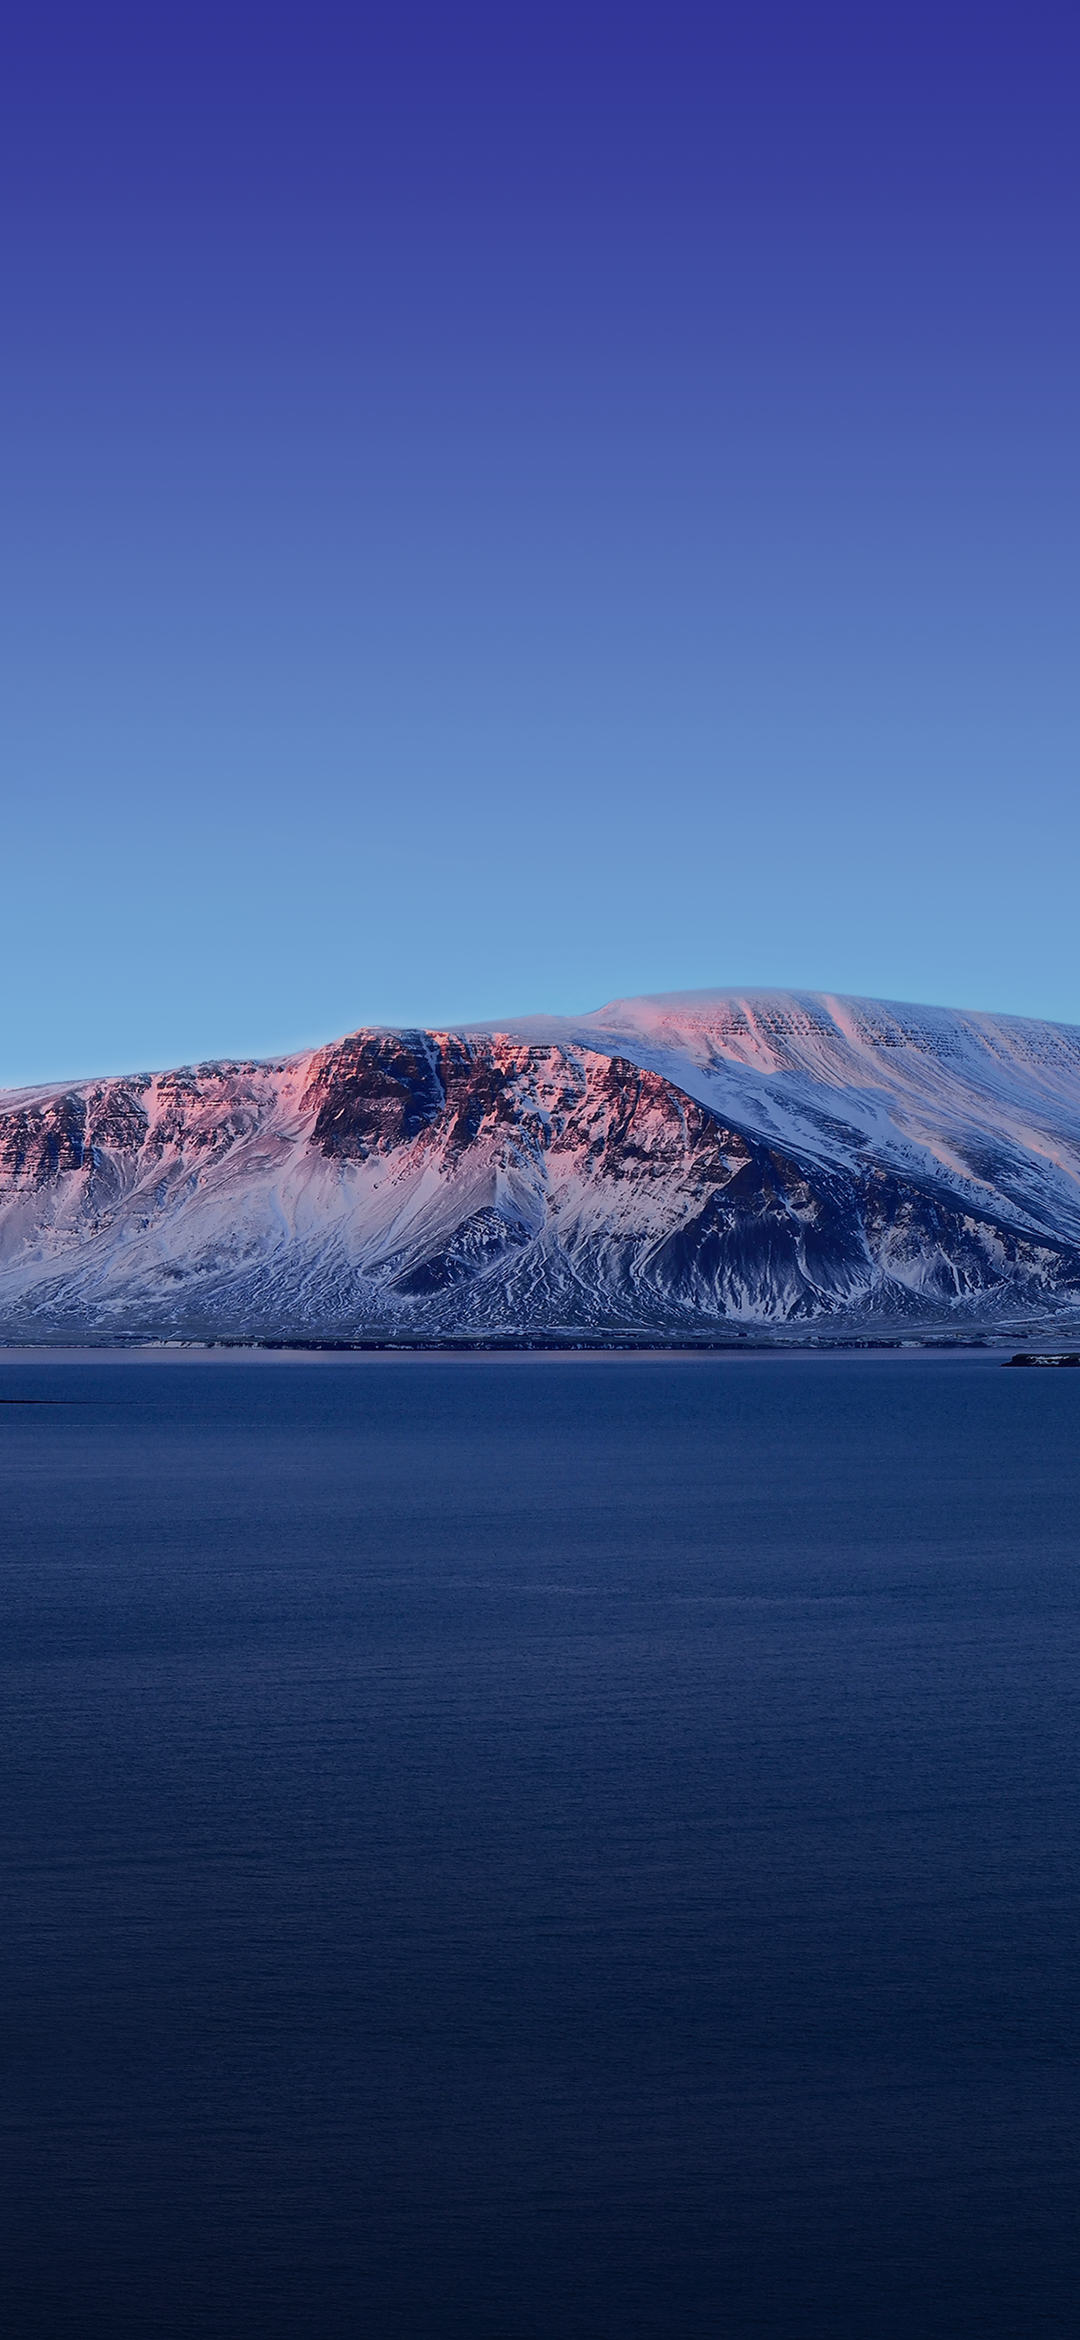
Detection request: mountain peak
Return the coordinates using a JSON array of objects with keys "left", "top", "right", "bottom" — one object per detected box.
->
[{"left": 3, "top": 992, "right": 1080, "bottom": 1340}]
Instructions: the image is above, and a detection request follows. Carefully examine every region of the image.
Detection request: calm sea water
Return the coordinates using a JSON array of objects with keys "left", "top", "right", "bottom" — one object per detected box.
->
[{"left": 2, "top": 1350, "right": 1078, "bottom": 2338}]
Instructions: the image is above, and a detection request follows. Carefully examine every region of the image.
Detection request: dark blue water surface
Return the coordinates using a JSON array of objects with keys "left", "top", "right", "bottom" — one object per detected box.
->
[{"left": 2, "top": 1350, "right": 1079, "bottom": 2338}]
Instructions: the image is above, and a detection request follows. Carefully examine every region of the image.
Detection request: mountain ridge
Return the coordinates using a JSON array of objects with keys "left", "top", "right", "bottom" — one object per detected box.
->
[{"left": 4, "top": 990, "right": 1080, "bottom": 1339}]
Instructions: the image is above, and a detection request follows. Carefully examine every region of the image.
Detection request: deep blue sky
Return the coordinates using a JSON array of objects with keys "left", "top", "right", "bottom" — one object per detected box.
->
[{"left": 3, "top": 3, "right": 1078, "bottom": 1082}]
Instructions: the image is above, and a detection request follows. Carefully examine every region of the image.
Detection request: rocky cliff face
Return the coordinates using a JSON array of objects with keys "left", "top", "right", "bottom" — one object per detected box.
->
[{"left": 4, "top": 992, "right": 1080, "bottom": 1337}]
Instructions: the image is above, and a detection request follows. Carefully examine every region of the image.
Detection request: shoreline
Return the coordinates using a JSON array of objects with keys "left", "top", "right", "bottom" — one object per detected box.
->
[{"left": 1, "top": 1335, "right": 1074, "bottom": 1367}]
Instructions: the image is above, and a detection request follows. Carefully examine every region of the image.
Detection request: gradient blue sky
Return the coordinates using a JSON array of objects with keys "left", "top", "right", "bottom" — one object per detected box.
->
[{"left": 3, "top": 2, "right": 1078, "bottom": 1082}]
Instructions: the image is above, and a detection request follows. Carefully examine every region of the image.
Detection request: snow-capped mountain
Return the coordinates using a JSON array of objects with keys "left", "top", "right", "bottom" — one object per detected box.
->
[{"left": 4, "top": 989, "right": 1080, "bottom": 1338}]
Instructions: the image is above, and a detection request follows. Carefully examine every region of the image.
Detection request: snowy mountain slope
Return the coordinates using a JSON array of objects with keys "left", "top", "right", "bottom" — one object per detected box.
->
[
  {"left": 474, "top": 991, "right": 1080, "bottom": 1245},
  {"left": 3, "top": 993, "right": 1080, "bottom": 1336}
]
